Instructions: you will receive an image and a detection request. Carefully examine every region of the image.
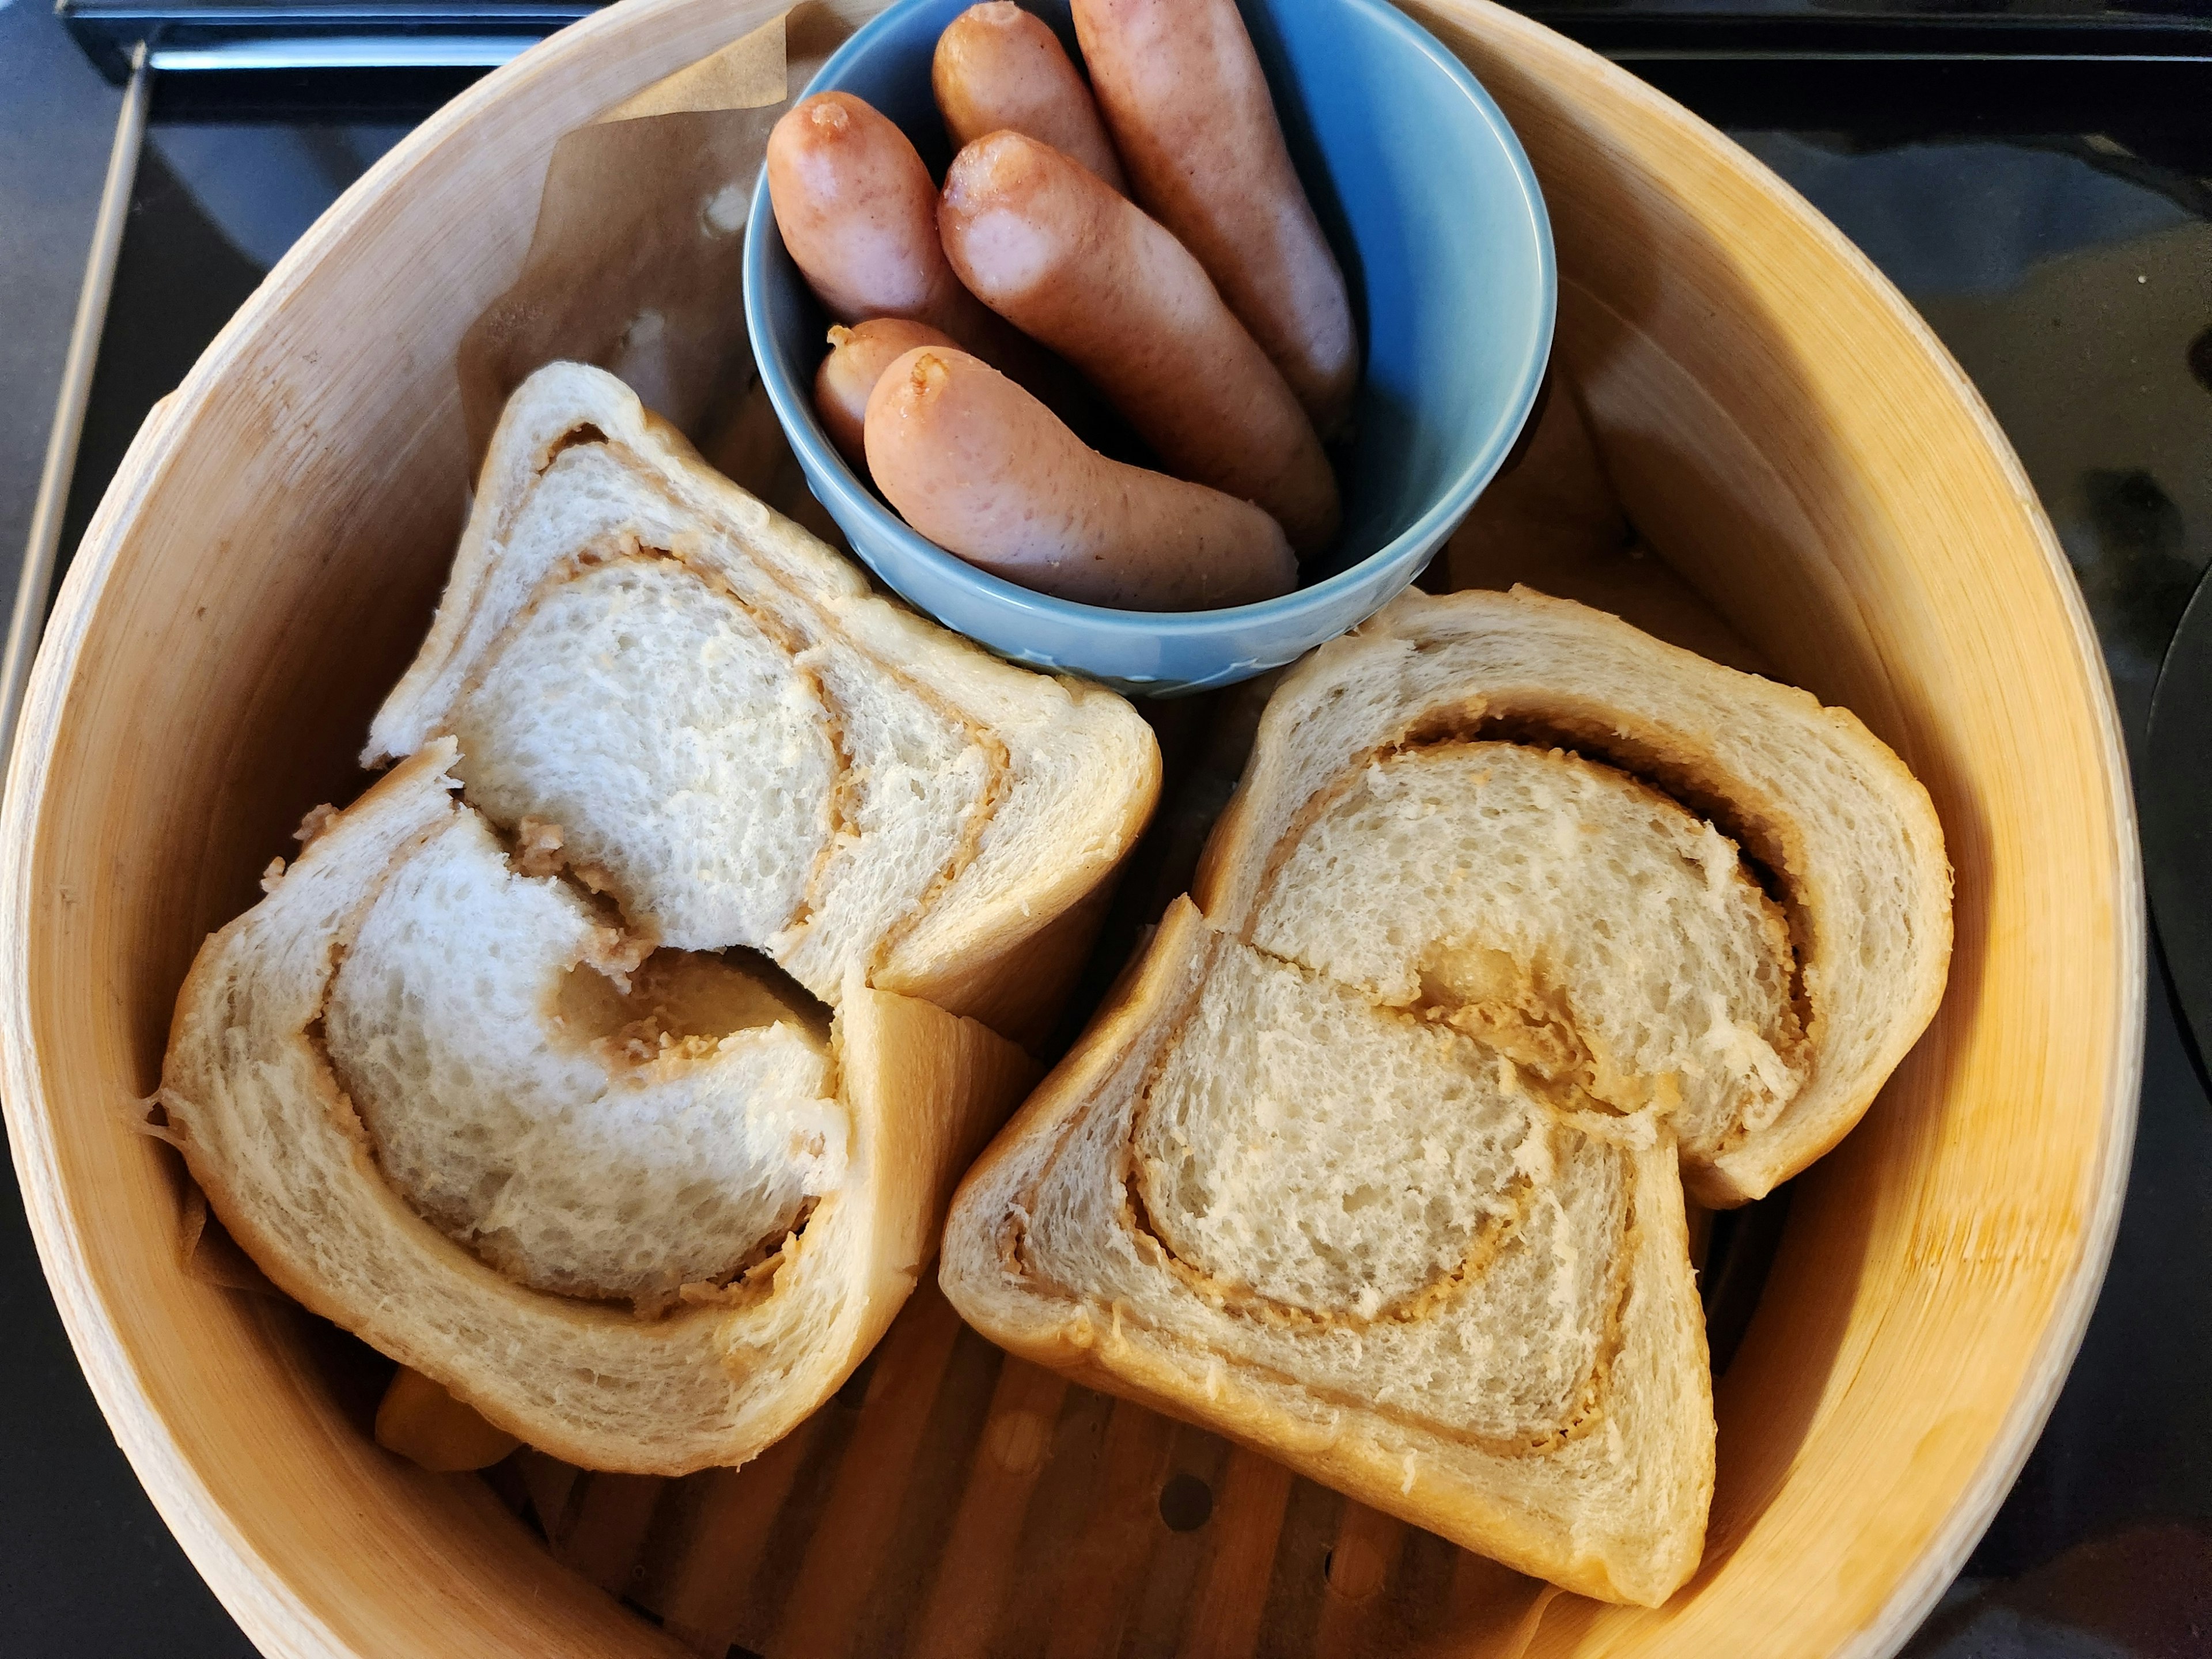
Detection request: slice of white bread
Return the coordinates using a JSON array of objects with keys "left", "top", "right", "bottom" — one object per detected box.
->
[
  {"left": 368, "top": 360, "right": 1160, "bottom": 1042},
  {"left": 158, "top": 362, "right": 1158, "bottom": 1471},
  {"left": 941, "top": 586, "right": 1949, "bottom": 1601},
  {"left": 162, "top": 743, "right": 1039, "bottom": 1472},
  {"left": 941, "top": 896, "right": 1714, "bottom": 1605},
  {"left": 1196, "top": 586, "right": 1951, "bottom": 1206}
]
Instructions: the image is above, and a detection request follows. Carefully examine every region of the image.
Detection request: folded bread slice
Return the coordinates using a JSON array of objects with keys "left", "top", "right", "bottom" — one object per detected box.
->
[
  {"left": 368, "top": 359, "right": 1159, "bottom": 1044},
  {"left": 1198, "top": 586, "right": 1952, "bottom": 1206},
  {"left": 941, "top": 586, "right": 1949, "bottom": 1601},
  {"left": 941, "top": 895, "right": 1713, "bottom": 1605},
  {"left": 163, "top": 743, "right": 1039, "bottom": 1472}
]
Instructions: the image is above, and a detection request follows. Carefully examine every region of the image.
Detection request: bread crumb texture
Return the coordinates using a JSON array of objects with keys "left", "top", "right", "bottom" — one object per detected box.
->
[
  {"left": 1254, "top": 740, "right": 1806, "bottom": 1164},
  {"left": 323, "top": 805, "right": 844, "bottom": 1313}
]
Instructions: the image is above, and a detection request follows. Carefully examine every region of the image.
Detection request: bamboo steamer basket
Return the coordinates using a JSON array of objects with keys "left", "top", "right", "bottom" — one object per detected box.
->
[{"left": 0, "top": 0, "right": 2141, "bottom": 1654}]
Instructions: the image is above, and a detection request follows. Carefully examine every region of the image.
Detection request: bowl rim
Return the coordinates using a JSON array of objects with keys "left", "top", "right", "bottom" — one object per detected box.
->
[{"left": 740, "top": 0, "right": 1559, "bottom": 634}]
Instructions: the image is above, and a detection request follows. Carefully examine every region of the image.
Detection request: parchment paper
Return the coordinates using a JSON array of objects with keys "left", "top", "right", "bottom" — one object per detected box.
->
[{"left": 456, "top": 3, "right": 850, "bottom": 537}]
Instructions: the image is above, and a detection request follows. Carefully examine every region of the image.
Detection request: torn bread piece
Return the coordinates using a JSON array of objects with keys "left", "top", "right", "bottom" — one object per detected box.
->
[
  {"left": 368, "top": 360, "right": 1159, "bottom": 1043},
  {"left": 942, "top": 586, "right": 1948, "bottom": 1601},
  {"left": 163, "top": 744, "right": 1039, "bottom": 1473}
]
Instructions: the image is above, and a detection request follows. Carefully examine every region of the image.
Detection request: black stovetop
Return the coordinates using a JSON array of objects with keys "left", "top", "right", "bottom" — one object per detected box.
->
[{"left": 1, "top": 3, "right": 2208, "bottom": 1654}]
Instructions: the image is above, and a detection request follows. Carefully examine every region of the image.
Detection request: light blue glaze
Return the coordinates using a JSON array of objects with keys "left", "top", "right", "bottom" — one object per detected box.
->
[{"left": 742, "top": 0, "right": 1555, "bottom": 695}]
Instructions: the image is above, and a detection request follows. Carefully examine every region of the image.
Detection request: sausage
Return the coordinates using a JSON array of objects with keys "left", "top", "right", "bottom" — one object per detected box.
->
[
  {"left": 766, "top": 92, "right": 1001, "bottom": 343},
  {"left": 932, "top": 2, "right": 1128, "bottom": 192},
  {"left": 767, "top": 92, "right": 1105, "bottom": 441},
  {"left": 864, "top": 346, "right": 1296, "bottom": 611},
  {"left": 814, "top": 318, "right": 960, "bottom": 468},
  {"left": 940, "top": 131, "right": 1339, "bottom": 559},
  {"left": 1070, "top": 0, "right": 1358, "bottom": 437}
]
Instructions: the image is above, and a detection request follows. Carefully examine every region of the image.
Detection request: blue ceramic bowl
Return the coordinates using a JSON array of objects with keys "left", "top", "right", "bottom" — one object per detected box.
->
[{"left": 743, "top": 0, "right": 1554, "bottom": 694}]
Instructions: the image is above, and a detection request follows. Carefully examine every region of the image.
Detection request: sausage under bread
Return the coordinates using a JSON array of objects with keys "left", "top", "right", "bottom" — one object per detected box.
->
[
  {"left": 864, "top": 346, "right": 1296, "bottom": 612},
  {"left": 932, "top": 2, "right": 1128, "bottom": 192},
  {"left": 1071, "top": 0, "right": 1358, "bottom": 437},
  {"left": 940, "top": 131, "right": 1339, "bottom": 559},
  {"left": 815, "top": 318, "right": 960, "bottom": 469}
]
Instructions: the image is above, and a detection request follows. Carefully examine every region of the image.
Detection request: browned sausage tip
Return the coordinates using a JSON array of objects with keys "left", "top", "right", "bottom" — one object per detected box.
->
[
  {"left": 933, "top": 2, "right": 1129, "bottom": 192},
  {"left": 815, "top": 318, "right": 961, "bottom": 469},
  {"left": 766, "top": 93, "right": 966, "bottom": 325}
]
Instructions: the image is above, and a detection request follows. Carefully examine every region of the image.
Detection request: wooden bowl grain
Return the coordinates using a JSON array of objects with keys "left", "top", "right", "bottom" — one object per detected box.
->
[{"left": 0, "top": 0, "right": 2139, "bottom": 1654}]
